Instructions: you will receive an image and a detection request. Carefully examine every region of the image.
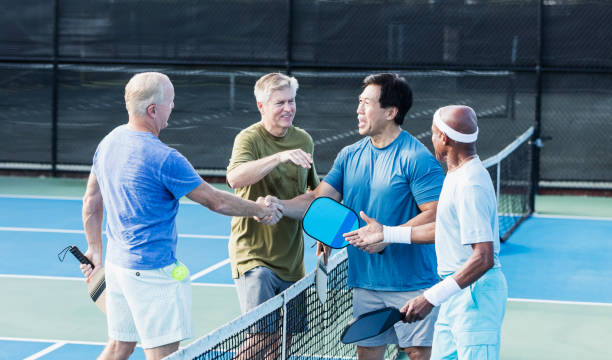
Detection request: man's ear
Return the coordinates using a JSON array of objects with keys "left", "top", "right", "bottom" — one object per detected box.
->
[
  {"left": 440, "top": 132, "right": 449, "bottom": 145},
  {"left": 256, "top": 101, "right": 264, "bottom": 115},
  {"left": 386, "top": 107, "right": 398, "bottom": 122},
  {"left": 146, "top": 104, "right": 156, "bottom": 118}
]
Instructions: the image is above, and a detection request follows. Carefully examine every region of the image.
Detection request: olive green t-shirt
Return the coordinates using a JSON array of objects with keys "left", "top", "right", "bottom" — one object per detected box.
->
[{"left": 227, "top": 122, "right": 320, "bottom": 281}]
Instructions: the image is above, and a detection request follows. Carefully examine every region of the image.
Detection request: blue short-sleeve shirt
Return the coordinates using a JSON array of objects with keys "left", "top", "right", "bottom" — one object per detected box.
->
[
  {"left": 324, "top": 131, "right": 444, "bottom": 291},
  {"left": 93, "top": 125, "right": 203, "bottom": 270}
]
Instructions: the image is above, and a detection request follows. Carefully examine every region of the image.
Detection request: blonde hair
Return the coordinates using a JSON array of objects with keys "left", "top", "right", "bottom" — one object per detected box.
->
[
  {"left": 253, "top": 73, "right": 299, "bottom": 104},
  {"left": 124, "top": 72, "right": 171, "bottom": 116}
]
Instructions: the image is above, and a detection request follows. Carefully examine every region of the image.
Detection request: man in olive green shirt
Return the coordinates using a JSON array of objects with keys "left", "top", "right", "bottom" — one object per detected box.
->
[{"left": 227, "top": 72, "right": 319, "bottom": 316}]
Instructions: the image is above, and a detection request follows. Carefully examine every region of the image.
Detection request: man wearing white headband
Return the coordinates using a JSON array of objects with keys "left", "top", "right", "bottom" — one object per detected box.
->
[{"left": 345, "top": 105, "right": 507, "bottom": 359}]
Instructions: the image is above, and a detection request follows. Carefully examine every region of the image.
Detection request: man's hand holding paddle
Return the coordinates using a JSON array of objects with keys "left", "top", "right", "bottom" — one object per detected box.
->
[{"left": 81, "top": 246, "right": 103, "bottom": 283}]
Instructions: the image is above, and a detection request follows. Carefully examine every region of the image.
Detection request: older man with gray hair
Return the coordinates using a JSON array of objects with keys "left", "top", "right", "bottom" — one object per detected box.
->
[
  {"left": 345, "top": 105, "right": 507, "bottom": 359},
  {"left": 81, "top": 72, "right": 280, "bottom": 360}
]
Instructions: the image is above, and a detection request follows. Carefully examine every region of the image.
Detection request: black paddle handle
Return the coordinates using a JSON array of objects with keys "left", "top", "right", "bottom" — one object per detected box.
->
[{"left": 69, "top": 246, "right": 95, "bottom": 269}]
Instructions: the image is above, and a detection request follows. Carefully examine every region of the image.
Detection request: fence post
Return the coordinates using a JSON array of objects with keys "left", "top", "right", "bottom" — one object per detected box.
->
[
  {"left": 530, "top": 0, "right": 544, "bottom": 212},
  {"left": 51, "top": 0, "right": 60, "bottom": 177},
  {"left": 286, "top": 0, "right": 294, "bottom": 75}
]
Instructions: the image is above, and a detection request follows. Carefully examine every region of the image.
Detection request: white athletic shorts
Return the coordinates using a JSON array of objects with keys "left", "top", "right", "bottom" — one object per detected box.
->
[{"left": 105, "top": 260, "right": 192, "bottom": 349}]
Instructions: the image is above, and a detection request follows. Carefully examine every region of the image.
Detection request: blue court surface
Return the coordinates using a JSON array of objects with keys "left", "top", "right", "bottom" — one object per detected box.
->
[{"left": 1, "top": 195, "right": 611, "bottom": 359}]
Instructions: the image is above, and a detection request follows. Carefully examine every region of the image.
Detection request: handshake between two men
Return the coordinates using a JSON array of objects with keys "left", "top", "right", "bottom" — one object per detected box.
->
[{"left": 254, "top": 195, "right": 285, "bottom": 225}]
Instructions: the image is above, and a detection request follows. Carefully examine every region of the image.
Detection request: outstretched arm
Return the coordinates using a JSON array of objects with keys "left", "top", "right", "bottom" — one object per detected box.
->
[
  {"left": 187, "top": 181, "right": 281, "bottom": 224},
  {"left": 343, "top": 201, "right": 438, "bottom": 252}
]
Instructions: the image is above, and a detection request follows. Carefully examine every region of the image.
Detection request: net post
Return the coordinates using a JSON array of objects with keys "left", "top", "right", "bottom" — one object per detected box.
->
[
  {"left": 496, "top": 162, "right": 501, "bottom": 200},
  {"left": 281, "top": 292, "right": 287, "bottom": 359}
]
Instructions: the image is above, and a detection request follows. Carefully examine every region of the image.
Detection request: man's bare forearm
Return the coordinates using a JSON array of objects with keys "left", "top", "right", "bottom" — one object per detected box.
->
[
  {"left": 82, "top": 199, "right": 104, "bottom": 252},
  {"left": 188, "top": 182, "right": 270, "bottom": 218},
  {"left": 410, "top": 222, "right": 435, "bottom": 244},
  {"left": 405, "top": 207, "right": 436, "bottom": 226},
  {"left": 227, "top": 154, "right": 280, "bottom": 189},
  {"left": 452, "top": 242, "right": 495, "bottom": 288}
]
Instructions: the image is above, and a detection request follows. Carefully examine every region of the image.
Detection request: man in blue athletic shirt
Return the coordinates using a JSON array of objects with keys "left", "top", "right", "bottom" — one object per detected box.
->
[
  {"left": 80, "top": 72, "right": 281, "bottom": 360},
  {"left": 278, "top": 73, "right": 445, "bottom": 360}
]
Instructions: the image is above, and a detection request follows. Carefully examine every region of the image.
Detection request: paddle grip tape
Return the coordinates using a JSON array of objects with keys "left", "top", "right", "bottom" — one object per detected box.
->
[{"left": 70, "top": 246, "right": 94, "bottom": 268}]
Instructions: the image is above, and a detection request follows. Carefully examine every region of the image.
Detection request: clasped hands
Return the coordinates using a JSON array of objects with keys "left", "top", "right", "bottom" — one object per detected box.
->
[{"left": 255, "top": 195, "right": 285, "bottom": 225}]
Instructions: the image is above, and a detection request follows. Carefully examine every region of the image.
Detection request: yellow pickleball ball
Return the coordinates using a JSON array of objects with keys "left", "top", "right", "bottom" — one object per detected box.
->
[{"left": 172, "top": 264, "right": 189, "bottom": 281}]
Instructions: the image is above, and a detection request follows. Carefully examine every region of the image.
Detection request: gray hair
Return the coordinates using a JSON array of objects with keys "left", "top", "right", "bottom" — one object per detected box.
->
[
  {"left": 253, "top": 73, "right": 298, "bottom": 104},
  {"left": 124, "top": 72, "right": 171, "bottom": 116}
]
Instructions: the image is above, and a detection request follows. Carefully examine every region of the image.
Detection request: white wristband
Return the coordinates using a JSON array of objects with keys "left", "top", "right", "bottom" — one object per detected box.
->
[
  {"left": 423, "top": 277, "right": 461, "bottom": 306},
  {"left": 382, "top": 225, "right": 412, "bottom": 244}
]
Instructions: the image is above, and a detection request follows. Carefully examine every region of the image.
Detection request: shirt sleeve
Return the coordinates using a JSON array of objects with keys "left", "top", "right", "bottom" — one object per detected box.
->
[
  {"left": 160, "top": 150, "right": 204, "bottom": 199},
  {"left": 456, "top": 184, "right": 496, "bottom": 245},
  {"left": 323, "top": 147, "right": 347, "bottom": 194},
  {"left": 227, "top": 130, "right": 256, "bottom": 173},
  {"left": 306, "top": 138, "right": 320, "bottom": 190},
  {"left": 408, "top": 149, "right": 445, "bottom": 205}
]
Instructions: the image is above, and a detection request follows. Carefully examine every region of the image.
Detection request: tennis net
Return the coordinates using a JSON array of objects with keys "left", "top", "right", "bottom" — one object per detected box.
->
[
  {"left": 165, "top": 249, "right": 398, "bottom": 360},
  {"left": 483, "top": 126, "right": 534, "bottom": 241}
]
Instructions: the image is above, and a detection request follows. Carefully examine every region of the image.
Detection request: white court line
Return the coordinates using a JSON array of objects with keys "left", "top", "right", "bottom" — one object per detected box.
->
[
  {"left": 0, "top": 274, "right": 83, "bottom": 281},
  {"left": 508, "top": 297, "right": 612, "bottom": 307},
  {"left": 1, "top": 274, "right": 607, "bottom": 305},
  {"left": 0, "top": 227, "right": 84, "bottom": 234},
  {"left": 190, "top": 258, "right": 231, "bottom": 281},
  {"left": 24, "top": 342, "right": 66, "bottom": 360},
  {"left": 0, "top": 226, "right": 229, "bottom": 239},
  {"left": 0, "top": 194, "right": 205, "bottom": 205},
  {"left": 0, "top": 273, "right": 237, "bottom": 287},
  {"left": 532, "top": 213, "right": 612, "bottom": 222},
  {"left": 0, "top": 194, "right": 82, "bottom": 201},
  {"left": 192, "top": 282, "right": 235, "bottom": 288},
  {"left": 0, "top": 336, "right": 107, "bottom": 347}
]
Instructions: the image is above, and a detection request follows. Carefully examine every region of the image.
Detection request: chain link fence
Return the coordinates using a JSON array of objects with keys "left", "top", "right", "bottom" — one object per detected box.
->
[{"left": 0, "top": 0, "right": 610, "bottom": 189}]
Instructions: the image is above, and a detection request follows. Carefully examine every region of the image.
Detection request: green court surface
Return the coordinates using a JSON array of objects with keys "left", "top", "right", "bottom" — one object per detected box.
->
[
  {"left": 0, "top": 277, "right": 240, "bottom": 345},
  {"left": 535, "top": 194, "right": 612, "bottom": 218},
  {"left": 501, "top": 301, "right": 612, "bottom": 359}
]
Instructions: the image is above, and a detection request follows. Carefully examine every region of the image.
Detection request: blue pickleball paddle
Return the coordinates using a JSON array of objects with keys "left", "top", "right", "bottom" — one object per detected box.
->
[{"left": 302, "top": 197, "right": 359, "bottom": 249}]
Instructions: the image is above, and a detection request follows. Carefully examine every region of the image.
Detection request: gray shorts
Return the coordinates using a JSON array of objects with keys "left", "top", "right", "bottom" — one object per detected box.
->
[
  {"left": 353, "top": 287, "right": 439, "bottom": 348},
  {"left": 235, "top": 266, "right": 295, "bottom": 313},
  {"left": 235, "top": 266, "right": 306, "bottom": 333}
]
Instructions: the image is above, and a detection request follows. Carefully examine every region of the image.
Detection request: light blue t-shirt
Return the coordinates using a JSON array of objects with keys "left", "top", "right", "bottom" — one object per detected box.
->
[
  {"left": 435, "top": 157, "right": 501, "bottom": 276},
  {"left": 324, "top": 131, "right": 445, "bottom": 291},
  {"left": 93, "top": 125, "right": 203, "bottom": 270}
]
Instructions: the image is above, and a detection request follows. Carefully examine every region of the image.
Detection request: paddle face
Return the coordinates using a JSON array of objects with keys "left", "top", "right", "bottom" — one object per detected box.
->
[
  {"left": 60, "top": 245, "right": 107, "bottom": 314},
  {"left": 87, "top": 267, "right": 107, "bottom": 313},
  {"left": 302, "top": 197, "right": 359, "bottom": 249},
  {"left": 340, "top": 307, "right": 404, "bottom": 344}
]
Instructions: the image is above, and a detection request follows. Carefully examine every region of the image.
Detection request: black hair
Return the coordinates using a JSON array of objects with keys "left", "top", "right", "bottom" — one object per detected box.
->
[{"left": 362, "top": 73, "right": 413, "bottom": 125}]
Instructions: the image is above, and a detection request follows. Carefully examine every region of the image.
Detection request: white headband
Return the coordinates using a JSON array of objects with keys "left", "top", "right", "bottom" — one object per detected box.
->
[{"left": 433, "top": 109, "right": 478, "bottom": 143}]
